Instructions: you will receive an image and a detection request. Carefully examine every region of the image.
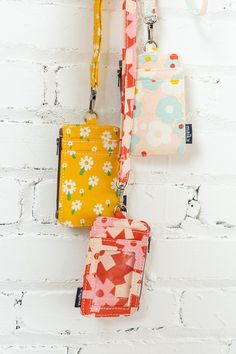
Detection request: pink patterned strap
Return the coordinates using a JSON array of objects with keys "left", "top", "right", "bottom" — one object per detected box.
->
[{"left": 119, "top": 0, "right": 137, "bottom": 185}]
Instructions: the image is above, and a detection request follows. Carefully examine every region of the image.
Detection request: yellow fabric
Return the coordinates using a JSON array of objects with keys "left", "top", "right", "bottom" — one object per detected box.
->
[
  {"left": 57, "top": 121, "right": 120, "bottom": 228},
  {"left": 90, "top": 0, "right": 103, "bottom": 90}
]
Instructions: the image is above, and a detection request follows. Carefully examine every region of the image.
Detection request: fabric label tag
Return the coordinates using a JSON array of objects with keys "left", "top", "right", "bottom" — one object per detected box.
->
[
  {"left": 74, "top": 287, "right": 83, "bottom": 308},
  {"left": 185, "top": 124, "right": 193, "bottom": 144}
]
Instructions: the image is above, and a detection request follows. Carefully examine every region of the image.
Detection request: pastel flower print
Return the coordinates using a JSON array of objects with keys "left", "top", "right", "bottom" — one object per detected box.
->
[
  {"left": 102, "top": 161, "right": 112, "bottom": 176},
  {"left": 101, "top": 131, "right": 112, "bottom": 141},
  {"left": 88, "top": 176, "right": 99, "bottom": 190},
  {"left": 103, "top": 139, "right": 117, "bottom": 153},
  {"left": 134, "top": 100, "right": 142, "bottom": 118},
  {"left": 162, "top": 76, "right": 184, "bottom": 95},
  {"left": 72, "top": 200, "right": 82, "bottom": 215},
  {"left": 142, "top": 79, "right": 162, "bottom": 91},
  {"left": 111, "top": 177, "right": 119, "bottom": 197},
  {"left": 140, "top": 53, "right": 158, "bottom": 64},
  {"left": 156, "top": 96, "right": 182, "bottom": 123},
  {"left": 79, "top": 188, "right": 85, "bottom": 196},
  {"left": 80, "top": 127, "right": 91, "bottom": 139},
  {"left": 62, "top": 179, "right": 76, "bottom": 201},
  {"left": 93, "top": 203, "right": 104, "bottom": 216},
  {"left": 174, "top": 120, "right": 185, "bottom": 137},
  {"left": 79, "top": 156, "right": 94, "bottom": 175},
  {"left": 146, "top": 121, "right": 172, "bottom": 148},
  {"left": 106, "top": 200, "right": 111, "bottom": 207},
  {"left": 165, "top": 53, "right": 180, "bottom": 69}
]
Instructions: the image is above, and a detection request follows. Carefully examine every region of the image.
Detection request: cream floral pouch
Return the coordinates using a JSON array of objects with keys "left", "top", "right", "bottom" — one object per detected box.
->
[{"left": 130, "top": 52, "right": 187, "bottom": 156}]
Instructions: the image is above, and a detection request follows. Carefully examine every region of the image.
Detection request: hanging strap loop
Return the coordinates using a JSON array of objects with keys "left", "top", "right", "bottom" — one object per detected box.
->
[{"left": 88, "top": 0, "right": 103, "bottom": 116}]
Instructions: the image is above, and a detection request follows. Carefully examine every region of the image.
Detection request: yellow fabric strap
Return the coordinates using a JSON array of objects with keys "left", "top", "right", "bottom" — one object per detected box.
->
[{"left": 90, "top": 0, "right": 103, "bottom": 91}]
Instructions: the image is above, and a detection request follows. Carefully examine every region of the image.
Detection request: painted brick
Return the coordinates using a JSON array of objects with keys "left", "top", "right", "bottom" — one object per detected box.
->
[
  {"left": 0, "top": 124, "right": 58, "bottom": 169},
  {"left": 33, "top": 180, "right": 57, "bottom": 223},
  {"left": 0, "top": 178, "right": 21, "bottom": 224},
  {"left": 182, "top": 290, "right": 236, "bottom": 329},
  {"left": 21, "top": 289, "right": 178, "bottom": 333},
  {"left": 0, "top": 237, "right": 87, "bottom": 282},
  {"left": 0, "top": 62, "right": 44, "bottom": 108},
  {"left": 0, "top": 293, "right": 15, "bottom": 334},
  {"left": 198, "top": 185, "right": 236, "bottom": 226}
]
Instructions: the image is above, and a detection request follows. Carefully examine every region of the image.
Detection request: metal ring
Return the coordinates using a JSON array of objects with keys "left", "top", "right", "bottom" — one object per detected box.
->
[
  {"left": 84, "top": 110, "right": 98, "bottom": 122},
  {"left": 114, "top": 203, "right": 127, "bottom": 215},
  {"left": 143, "top": 40, "right": 158, "bottom": 52}
]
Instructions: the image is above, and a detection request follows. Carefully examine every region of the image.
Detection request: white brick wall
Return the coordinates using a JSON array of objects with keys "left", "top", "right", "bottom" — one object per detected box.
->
[{"left": 0, "top": 0, "right": 235, "bottom": 353}]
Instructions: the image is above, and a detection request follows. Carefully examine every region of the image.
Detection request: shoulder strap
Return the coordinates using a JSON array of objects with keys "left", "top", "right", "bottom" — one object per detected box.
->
[
  {"left": 119, "top": 0, "right": 137, "bottom": 187},
  {"left": 87, "top": 0, "right": 103, "bottom": 116},
  {"left": 90, "top": 0, "right": 103, "bottom": 91}
]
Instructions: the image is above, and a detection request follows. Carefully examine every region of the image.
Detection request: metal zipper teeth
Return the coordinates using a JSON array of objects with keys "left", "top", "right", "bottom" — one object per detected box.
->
[{"left": 55, "top": 128, "right": 63, "bottom": 219}]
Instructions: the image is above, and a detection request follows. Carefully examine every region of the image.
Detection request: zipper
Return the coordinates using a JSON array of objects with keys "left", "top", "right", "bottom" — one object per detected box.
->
[{"left": 55, "top": 128, "right": 63, "bottom": 219}]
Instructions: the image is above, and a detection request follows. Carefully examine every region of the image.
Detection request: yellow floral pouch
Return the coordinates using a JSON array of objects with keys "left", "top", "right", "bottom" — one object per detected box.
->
[{"left": 56, "top": 119, "right": 120, "bottom": 228}]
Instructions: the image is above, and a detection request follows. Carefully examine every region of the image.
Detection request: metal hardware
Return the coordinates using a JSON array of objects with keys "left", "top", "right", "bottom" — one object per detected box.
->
[
  {"left": 144, "top": 15, "right": 158, "bottom": 25},
  {"left": 89, "top": 88, "right": 97, "bottom": 114},
  {"left": 144, "top": 22, "right": 158, "bottom": 51},
  {"left": 114, "top": 203, "right": 127, "bottom": 215}
]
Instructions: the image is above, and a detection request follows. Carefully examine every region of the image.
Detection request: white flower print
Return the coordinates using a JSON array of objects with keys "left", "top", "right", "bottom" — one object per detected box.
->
[
  {"left": 101, "top": 131, "right": 112, "bottom": 141},
  {"left": 72, "top": 200, "right": 82, "bottom": 214},
  {"left": 68, "top": 150, "right": 76, "bottom": 159},
  {"left": 79, "top": 156, "right": 94, "bottom": 175},
  {"left": 88, "top": 176, "right": 99, "bottom": 189},
  {"left": 146, "top": 121, "right": 172, "bottom": 148},
  {"left": 63, "top": 221, "right": 73, "bottom": 227},
  {"left": 102, "top": 161, "right": 113, "bottom": 176},
  {"left": 111, "top": 177, "right": 119, "bottom": 197},
  {"left": 68, "top": 141, "right": 73, "bottom": 148},
  {"left": 62, "top": 180, "right": 76, "bottom": 200},
  {"left": 106, "top": 200, "right": 111, "bottom": 207},
  {"left": 103, "top": 139, "right": 117, "bottom": 152},
  {"left": 79, "top": 188, "right": 85, "bottom": 196},
  {"left": 80, "top": 127, "right": 91, "bottom": 138},
  {"left": 92, "top": 146, "right": 97, "bottom": 152},
  {"left": 62, "top": 162, "right": 67, "bottom": 169},
  {"left": 80, "top": 218, "right": 85, "bottom": 226},
  {"left": 66, "top": 128, "right": 71, "bottom": 136},
  {"left": 93, "top": 203, "right": 104, "bottom": 216}
]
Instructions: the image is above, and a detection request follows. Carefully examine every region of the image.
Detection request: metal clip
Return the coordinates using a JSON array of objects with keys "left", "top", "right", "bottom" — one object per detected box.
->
[
  {"left": 144, "top": 15, "right": 158, "bottom": 25},
  {"left": 144, "top": 22, "right": 158, "bottom": 51},
  {"left": 89, "top": 88, "right": 97, "bottom": 114}
]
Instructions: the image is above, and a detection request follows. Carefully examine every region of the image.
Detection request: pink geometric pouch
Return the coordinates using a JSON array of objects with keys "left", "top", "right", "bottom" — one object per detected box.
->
[
  {"left": 80, "top": 215, "right": 151, "bottom": 317},
  {"left": 131, "top": 52, "right": 187, "bottom": 156}
]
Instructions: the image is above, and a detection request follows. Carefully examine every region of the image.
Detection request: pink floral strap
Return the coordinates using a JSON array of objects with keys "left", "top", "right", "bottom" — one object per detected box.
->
[{"left": 119, "top": 0, "right": 137, "bottom": 186}]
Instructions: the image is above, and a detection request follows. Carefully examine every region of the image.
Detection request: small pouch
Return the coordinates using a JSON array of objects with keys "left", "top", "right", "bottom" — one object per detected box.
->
[
  {"left": 80, "top": 215, "right": 151, "bottom": 317},
  {"left": 56, "top": 119, "right": 120, "bottom": 228},
  {"left": 131, "top": 51, "right": 187, "bottom": 156}
]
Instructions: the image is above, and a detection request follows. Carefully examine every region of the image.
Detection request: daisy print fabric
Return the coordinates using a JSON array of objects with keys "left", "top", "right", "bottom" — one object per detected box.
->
[
  {"left": 131, "top": 52, "right": 186, "bottom": 156},
  {"left": 57, "top": 120, "right": 120, "bottom": 228}
]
